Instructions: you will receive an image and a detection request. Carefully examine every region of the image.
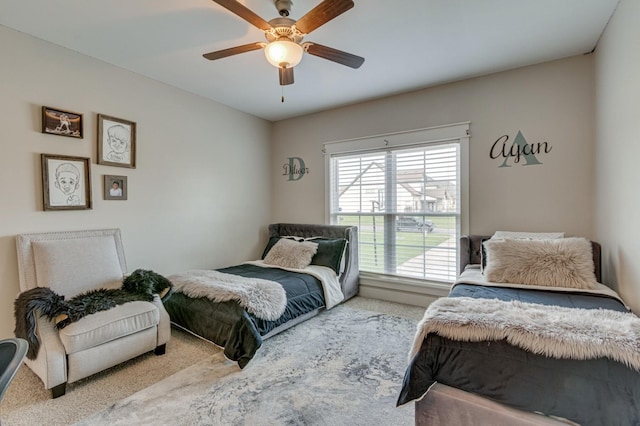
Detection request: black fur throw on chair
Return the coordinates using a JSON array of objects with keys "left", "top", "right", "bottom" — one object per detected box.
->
[{"left": 14, "top": 269, "right": 172, "bottom": 360}]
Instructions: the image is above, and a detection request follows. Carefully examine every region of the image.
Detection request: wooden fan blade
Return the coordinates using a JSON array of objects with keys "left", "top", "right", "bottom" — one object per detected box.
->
[
  {"left": 294, "top": 0, "right": 354, "bottom": 35},
  {"left": 203, "top": 42, "right": 265, "bottom": 60},
  {"left": 211, "top": 0, "right": 272, "bottom": 31},
  {"left": 279, "top": 66, "right": 294, "bottom": 86},
  {"left": 305, "top": 43, "right": 364, "bottom": 69}
]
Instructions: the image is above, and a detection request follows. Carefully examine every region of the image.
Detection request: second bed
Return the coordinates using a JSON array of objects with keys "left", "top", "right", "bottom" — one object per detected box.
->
[{"left": 162, "top": 223, "right": 359, "bottom": 368}]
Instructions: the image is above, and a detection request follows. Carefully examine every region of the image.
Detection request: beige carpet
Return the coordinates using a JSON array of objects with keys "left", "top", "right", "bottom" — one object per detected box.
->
[
  {"left": 1, "top": 325, "right": 215, "bottom": 426},
  {"left": 1, "top": 297, "right": 424, "bottom": 426}
]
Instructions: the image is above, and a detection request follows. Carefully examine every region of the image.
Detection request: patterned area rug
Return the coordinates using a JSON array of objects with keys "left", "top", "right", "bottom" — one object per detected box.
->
[{"left": 75, "top": 302, "right": 421, "bottom": 425}]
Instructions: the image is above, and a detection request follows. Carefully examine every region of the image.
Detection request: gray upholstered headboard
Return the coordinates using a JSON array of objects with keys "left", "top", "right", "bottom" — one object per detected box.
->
[
  {"left": 459, "top": 235, "right": 602, "bottom": 283},
  {"left": 268, "top": 223, "right": 359, "bottom": 301}
]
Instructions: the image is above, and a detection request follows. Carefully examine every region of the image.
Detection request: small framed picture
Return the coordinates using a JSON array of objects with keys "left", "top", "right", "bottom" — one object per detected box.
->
[
  {"left": 41, "top": 154, "right": 92, "bottom": 210},
  {"left": 41, "top": 106, "right": 83, "bottom": 139},
  {"left": 97, "top": 114, "right": 136, "bottom": 168},
  {"left": 104, "top": 175, "right": 128, "bottom": 200}
]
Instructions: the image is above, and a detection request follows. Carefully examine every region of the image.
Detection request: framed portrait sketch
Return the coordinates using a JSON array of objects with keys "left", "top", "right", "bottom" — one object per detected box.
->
[
  {"left": 97, "top": 114, "right": 136, "bottom": 168},
  {"left": 41, "top": 154, "right": 92, "bottom": 210},
  {"left": 41, "top": 106, "right": 83, "bottom": 139},
  {"left": 104, "top": 175, "right": 128, "bottom": 200}
]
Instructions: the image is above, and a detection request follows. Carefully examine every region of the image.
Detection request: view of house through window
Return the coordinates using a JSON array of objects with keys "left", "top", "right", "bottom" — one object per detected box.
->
[{"left": 329, "top": 141, "right": 460, "bottom": 283}]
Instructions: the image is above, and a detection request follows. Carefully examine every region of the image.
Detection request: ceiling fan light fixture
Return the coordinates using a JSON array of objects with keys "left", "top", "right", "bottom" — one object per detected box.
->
[{"left": 264, "top": 40, "right": 303, "bottom": 68}]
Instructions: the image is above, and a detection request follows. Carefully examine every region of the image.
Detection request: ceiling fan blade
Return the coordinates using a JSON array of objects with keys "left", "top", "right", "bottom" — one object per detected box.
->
[
  {"left": 294, "top": 0, "right": 354, "bottom": 35},
  {"left": 279, "top": 66, "right": 294, "bottom": 86},
  {"left": 305, "top": 43, "right": 364, "bottom": 69},
  {"left": 203, "top": 42, "right": 265, "bottom": 60},
  {"left": 211, "top": 0, "right": 272, "bottom": 31}
]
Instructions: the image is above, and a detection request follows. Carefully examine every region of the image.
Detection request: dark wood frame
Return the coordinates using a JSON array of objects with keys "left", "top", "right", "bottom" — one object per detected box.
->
[
  {"left": 41, "top": 106, "right": 83, "bottom": 139},
  {"left": 41, "top": 154, "right": 92, "bottom": 211},
  {"left": 97, "top": 114, "right": 136, "bottom": 168},
  {"left": 104, "top": 175, "right": 128, "bottom": 200}
]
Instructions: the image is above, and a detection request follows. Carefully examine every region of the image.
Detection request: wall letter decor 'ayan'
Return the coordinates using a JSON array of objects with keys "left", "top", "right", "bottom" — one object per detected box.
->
[
  {"left": 282, "top": 157, "right": 309, "bottom": 181},
  {"left": 490, "top": 131, "right": 552, "bottom": 168}
]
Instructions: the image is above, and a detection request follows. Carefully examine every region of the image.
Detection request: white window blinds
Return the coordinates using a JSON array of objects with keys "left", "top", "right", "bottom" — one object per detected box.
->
[{"left": 326, "top": 123, "right": 468, "bottom": 283}]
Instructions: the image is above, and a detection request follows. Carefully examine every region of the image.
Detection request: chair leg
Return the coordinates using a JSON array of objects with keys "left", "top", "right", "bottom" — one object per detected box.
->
[
  {"left": 154, "top": 344, "right": 166, "bottom": 355},
  {"left": 51, "top": 383, "right": 66, "bottom": 398}
]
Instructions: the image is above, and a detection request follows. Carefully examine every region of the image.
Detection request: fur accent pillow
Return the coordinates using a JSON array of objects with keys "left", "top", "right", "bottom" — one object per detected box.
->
[
  {"left": 261, "top": 236, "right": 302, "bottom": 259},
  {"left": 483, "top": 237, "right": 598, "bottom": 289},
  {"left": 263, "top": 238, "right": 318, "bottom": 270},
  {"left": 482, "top": 232, "right": 564, "bottom": 273}
]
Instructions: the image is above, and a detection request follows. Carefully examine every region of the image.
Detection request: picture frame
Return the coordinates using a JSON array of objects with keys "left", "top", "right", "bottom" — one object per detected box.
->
[
  {"left": 41, "top": 154, "right": 92, "bottom": 210},
  {"left": 104, "top": 175, "right": 128, "bottom": 200},
  {"left": 97, "top": 114, "right": 136, "bottom": 168},
  {"left": 41, "top": 106, "right": 83, "bottom": 139}
]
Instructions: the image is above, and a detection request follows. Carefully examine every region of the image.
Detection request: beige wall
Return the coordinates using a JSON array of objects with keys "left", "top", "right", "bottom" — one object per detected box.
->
[
  {"left": 271, "top": 55, "right": 596, "bottom": 239},
  {"left": 0, "top": 26, "right": 272, "bottom": 338},
  {"left": 595, "top": 0, "right": 640, "bottom": 314}
]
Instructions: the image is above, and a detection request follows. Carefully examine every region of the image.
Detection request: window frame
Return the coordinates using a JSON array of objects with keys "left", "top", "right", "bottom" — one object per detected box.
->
[{"left": 324, "top": 122, "right": 470, "bottom": 286}]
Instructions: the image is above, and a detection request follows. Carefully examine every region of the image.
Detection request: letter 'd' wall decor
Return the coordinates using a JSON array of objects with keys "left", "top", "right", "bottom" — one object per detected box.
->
[{"left": 283, "top": 157, "right": 309, "bottom": 181}]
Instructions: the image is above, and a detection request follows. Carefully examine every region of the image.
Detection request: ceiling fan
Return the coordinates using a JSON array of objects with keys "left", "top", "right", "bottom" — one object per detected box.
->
[{"left": 203, "top": 0, "right": 365, "bottom": 86}]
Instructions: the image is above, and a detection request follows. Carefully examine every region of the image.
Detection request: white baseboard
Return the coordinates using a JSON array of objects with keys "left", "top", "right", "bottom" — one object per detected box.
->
[
  {"left": 357, "top": 273, "right": 451, "bottom": 308},
  {"left": 358, "top": 285, "right": 440, "bottom": 307}
]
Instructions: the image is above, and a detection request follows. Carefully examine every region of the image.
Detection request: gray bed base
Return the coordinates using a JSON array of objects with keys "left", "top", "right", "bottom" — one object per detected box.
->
[{"left": 415, "top": 384, "right": 575, "bottom": 426}]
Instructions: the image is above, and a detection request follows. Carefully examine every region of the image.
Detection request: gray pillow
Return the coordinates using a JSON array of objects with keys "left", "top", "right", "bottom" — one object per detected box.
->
[
  {"left": 306, "top": 237, "right": 347, "bottom": 274},
  {"left": 263, "top": 236, "right": 347, "bottom": 274}
]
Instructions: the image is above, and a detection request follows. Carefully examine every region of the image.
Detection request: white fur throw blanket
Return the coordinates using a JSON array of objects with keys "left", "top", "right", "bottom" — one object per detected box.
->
[
  {"left": 168, "top": 270, "right": 286, "bottom": 321},
  {"left": 409, "top": 296, "right": 640, "bottom": 372}
]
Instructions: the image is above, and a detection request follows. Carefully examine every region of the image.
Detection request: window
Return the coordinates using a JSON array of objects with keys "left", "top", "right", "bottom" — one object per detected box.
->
[{"left": 325, "top": 123, "right": 469, "bottom": 284}]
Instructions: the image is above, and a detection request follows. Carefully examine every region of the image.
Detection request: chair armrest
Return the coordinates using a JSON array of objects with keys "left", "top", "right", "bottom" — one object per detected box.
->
[
  {"left": 151, "top": 295, "right": 171, "bottom": 346},
  {"left": 23, "top": 315, "right": 67, "bottom": 390}
]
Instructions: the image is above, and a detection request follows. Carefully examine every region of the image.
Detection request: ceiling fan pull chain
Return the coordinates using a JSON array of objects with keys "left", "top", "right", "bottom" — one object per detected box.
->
[{"left": 281, "top": 86, "right": 285, "bottom": 103}]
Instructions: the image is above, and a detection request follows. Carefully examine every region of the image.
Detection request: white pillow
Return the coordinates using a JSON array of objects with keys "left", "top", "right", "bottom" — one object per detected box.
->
[
  {"left": 32, "top": 236, "right": 124, "bottom": 297},
  {"left": 492, "top": 231, "right": 565, "bottom": 240},
  {"left": 483, "top": 237, "right": 598, "bottom": 289},
  {"left": 263, "top": 238, "right": 318, "bottom": 269}
]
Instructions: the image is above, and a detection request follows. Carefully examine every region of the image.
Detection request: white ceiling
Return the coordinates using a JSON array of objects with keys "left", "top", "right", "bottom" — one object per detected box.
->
[{"left": 0, "top": 0, "right": 619, "bottom": 122}]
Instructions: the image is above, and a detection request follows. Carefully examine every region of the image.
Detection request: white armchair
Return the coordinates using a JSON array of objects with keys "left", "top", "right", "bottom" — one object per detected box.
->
[{"left": 15, "top": 229, "right": 170, "bottom": 398}]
